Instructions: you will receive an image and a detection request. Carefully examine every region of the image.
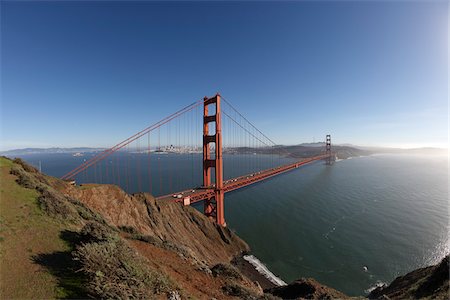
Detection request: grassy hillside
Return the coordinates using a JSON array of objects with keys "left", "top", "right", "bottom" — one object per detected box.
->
[
  {"left": 0, "top": 157, "right": 177, "bottom": 299},
  {"left": 0, "top": 157, "right": 83, "bottom": 298}
]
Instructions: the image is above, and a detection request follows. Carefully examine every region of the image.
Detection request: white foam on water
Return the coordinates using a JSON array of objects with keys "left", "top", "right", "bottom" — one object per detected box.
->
[
  {"left": 243, "top": 254, "right": 287, "bottom": 286},
  {"left": 364, "top": 280, "right": 387, "bottom": 294}
]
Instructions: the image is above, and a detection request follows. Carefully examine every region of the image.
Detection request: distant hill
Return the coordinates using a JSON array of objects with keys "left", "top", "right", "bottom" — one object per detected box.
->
[
  {"left": 226, "top": 144, "right": 447, "bottom": 159},
  {"left": 0, "top": 147, "right": 105, "bottom": 156},
  {"left": 297, "top": 142, "right": 325, "bottom": 147},
  {"left": 357, "top": 146, "right": 447, "bottom": 156},
  {"left": 226, "top": 144, "right": 371, "bottom": 159},
  {"left": 2, "top": 145, "right": 446, "bottom": 158}
]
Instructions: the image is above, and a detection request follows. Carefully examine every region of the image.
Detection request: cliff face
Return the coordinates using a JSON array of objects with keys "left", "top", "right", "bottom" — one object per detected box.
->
[
  {"left": 60, "top": 184, "right": 249, "bottom": 265},
  {"left": 369, "top": 255, "right": 449, "bottom": 300},
  {"left": 264, "top": 257, "right": 450, "bottom": 300}
]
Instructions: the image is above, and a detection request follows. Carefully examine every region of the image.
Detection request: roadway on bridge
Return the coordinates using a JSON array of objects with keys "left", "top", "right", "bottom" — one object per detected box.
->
[{"left": 156, "top": 154, "right": 328, "bottom": 204}]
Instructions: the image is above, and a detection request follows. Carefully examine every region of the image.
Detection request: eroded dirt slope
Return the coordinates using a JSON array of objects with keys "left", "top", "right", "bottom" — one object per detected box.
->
[{"left": 61, "top": 184, "right": 249, "bottom": 265}]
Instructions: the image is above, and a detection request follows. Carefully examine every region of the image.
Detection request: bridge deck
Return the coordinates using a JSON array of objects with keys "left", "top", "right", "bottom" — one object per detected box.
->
[{"left": 156, "top": 154, "right": 328, "bottom": 204}]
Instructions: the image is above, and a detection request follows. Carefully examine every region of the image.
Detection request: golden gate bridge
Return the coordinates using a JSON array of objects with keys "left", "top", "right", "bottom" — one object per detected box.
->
[{"left": 61, "top": 94, "right": 334, "bottom": 226}]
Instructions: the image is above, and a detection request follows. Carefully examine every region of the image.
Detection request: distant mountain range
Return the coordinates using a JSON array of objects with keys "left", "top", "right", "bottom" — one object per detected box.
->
[
  {"left": 0, "top": 147, "right": 105, "bottom": 156},
  {"left": 1, "top": 145, "right": 446, "bottom": 157},
  {"left": 297, "top": 143, "right": 447, "bottom": 156},
  {"left": 226, "top": 144, "right": 371, "bottom": 159}
]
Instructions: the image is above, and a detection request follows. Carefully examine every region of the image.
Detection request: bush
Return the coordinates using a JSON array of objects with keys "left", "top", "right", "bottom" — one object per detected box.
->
[
  {"left": 10, "top": 163, "right": 77, "bottom": 220},
  {"left": 131, "top": 234, "right": 193, "bottom": 260},
  {"left": 211, "top": 263, "right": 243, "bottom": 280},
  {"left": 130, "top": 234, "right": 212, "bottom": 273},
  {"left": 10, "top": 160, "right": 109, "bottom": 225},
  {"left": 80, "top": 222, "right": 117, "bottom": 243},
  {"left": 119, "top": 225, "right": 139, "bottom": 234},
  {"left": 68, "top": 197, "right": 109, "bottom": 224},
  {"left": 74, "top": 238, "right": 173, "bottom": 299},
  {"left": 222, "top": 282, "right": 255, "bottom": 299},
  {"left": 37, "top": 186, "right": 80, "bottom": 221},
  {"left": 13, "top": 158, "right": 39, "bottom": 173},
  {"left": 132, "top": 234, "right": 161, "bottom": 245},
  {"left": 10, "top": 165, "right": 40, "bottom": 189}
]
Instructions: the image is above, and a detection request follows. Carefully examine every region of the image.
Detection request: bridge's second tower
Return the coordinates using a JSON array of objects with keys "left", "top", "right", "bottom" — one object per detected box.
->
[
  {"left": 326, "top": 134, "right": 332, "bottom": 165},
  {"left": 202, "top": 94, "right": 225, "bottom": 226}
]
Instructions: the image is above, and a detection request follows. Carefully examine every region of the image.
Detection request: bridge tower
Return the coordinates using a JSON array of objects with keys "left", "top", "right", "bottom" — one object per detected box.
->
[
  {"left": 326, "top": 134, "right": 332, "bottom": 165},
  {"left": 202, "top": 94, "right": 225, "bottom": 226}
]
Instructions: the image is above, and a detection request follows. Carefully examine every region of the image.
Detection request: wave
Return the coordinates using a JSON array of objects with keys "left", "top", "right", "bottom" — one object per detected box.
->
[
  {"left": 243, "top": 254, "right": 287, "bottom": 286},
  {"left": 364, "top": 280, "right": 387, "bottom": 294}
]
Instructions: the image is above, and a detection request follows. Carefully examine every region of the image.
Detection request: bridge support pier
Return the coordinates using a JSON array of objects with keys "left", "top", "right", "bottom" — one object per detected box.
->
[{"left": 203, "top": 94, "right": 225, "bottom": 226}]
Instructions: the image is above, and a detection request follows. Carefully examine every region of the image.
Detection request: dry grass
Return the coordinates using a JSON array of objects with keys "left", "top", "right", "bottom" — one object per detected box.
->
[
  {"left": 211, "top": 263, "right": 243, "bottom": 280},
  {"left": 0, "top": 157, "right": 78, "bottom": 299},
  {"left": 74, "top": 222, "right": 174, "bottom": 299},
  {"left": 221, "top": 281, "right": 257, "bottom": 299},
  {"left": 9, "top": 160, "right": 108, "bottom": 225}
]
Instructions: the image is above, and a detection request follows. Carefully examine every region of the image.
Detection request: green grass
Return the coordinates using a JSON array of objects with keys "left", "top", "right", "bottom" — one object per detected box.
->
[
  {"left": 0, "top": 157, "right": 86, "bottom": 299},
  {"left": 0, "top": 157, "right": 13, "bottom": 168}
]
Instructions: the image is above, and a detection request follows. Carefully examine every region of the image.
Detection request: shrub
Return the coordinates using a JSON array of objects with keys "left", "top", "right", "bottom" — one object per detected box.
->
[
  {"left": 12, "top": 158, "right": 39, "bottom": 173},
  {"left": 211, "top": 263, "right": 243, "bottom": 280},
  {"left": 10, "top": 165, "right": 40, "bottom": 189},
  {"left": 10, "top": 160, "right": 109, "bottom": 225},
  {"left": 132, "top": 234, "right": 161, "bottom": 245},
  {"left": 119, "top": 225, "right": 139, "bottom": 234},
  {"left": 37, "top": 187, "right": 80, "bottom": 221},
  {"left": 131, "top": 234, "right": 193, "bottom": 260},
  {"left": 68, "top": 197, "right": 109, "bottom": 224},
  {"left": 80, "top": 222, "right": 117, "bottom": 243},
  {"left": 222, "top": 282, "right": 255, "bottom": 299},
  {"left": 74, "top": 238, "right": 173, "bottom": 298}
]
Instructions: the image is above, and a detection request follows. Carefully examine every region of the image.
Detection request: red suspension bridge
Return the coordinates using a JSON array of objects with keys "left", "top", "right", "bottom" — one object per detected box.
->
[{"left": 61, "top": 94, "right": 334, "bottom": 226}]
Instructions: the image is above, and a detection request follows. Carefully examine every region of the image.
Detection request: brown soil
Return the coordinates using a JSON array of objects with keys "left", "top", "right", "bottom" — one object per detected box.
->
[
  {"left": 128, "top": 238, "right": 262, "bottom": 299},
  {"left": 61, "top": 184, "right": 249, "bottom": 265}
]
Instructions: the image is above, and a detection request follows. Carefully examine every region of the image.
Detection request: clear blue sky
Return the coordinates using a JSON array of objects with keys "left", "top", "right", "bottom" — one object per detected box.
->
[{"left": 1, "top": 1, "right": 448, "bottom": 150}]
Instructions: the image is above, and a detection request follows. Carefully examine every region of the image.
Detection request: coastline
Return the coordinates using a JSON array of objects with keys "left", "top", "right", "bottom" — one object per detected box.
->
[{"left": 233, "top": 254, "right": 286, "bottom": 290}]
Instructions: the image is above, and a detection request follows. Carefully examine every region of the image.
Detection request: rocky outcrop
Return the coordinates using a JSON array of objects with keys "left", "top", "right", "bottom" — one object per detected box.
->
[
  {"left": 265, "top": 278, "right": 349, "bottom": 299},
  {"left": 368, "top": 255, "right": 449, "bottom": 300}
]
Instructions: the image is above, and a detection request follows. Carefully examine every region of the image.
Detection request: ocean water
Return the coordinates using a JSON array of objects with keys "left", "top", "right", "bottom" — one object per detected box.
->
[{"left": 14, "top": 153, "right": 449, "bottom": 296}]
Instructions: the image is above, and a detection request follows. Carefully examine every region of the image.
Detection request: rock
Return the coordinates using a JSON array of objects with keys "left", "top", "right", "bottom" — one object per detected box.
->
[
  {"left": 265, "top": 278, "right": 349, "bottom": 299},
  {"left": 368, "top": 255, "right": 449, "bottom": 300},
  {"left": 168, "top": 290, "right": 181, "bottom": 300}
]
